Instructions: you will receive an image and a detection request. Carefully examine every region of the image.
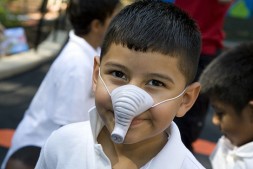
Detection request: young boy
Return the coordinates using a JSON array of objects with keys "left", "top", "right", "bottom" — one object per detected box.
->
[
  {"left": 1, "top": 0, "right": 120, "bottom": 168},
  {"left": 199, "top": 42, "right": 253, "bottom": 169},
  {"left": 35, "top": 1, "right": 204, "bottom": 168}
]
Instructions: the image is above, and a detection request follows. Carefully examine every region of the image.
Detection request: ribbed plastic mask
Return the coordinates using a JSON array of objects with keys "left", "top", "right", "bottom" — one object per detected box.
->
[{"left": 110, "top": 85, "right": 154, "bottom": 143}]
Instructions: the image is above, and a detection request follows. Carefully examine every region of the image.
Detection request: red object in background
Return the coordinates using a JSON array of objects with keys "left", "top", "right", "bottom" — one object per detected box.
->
[{"left": 0, "top": 129, "right": 15, "bottom": 148}]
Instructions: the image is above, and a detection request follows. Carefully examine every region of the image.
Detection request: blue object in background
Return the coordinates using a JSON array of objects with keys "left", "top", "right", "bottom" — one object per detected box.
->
[
  {"left": 245, "top": 0, "right": 253, "bottom": 11},
  {"left": 162, "top": 0, "right": 175, "bottom": 3},
  {"left": 0, "top": 27, "right": 29, "bottom": 55}
]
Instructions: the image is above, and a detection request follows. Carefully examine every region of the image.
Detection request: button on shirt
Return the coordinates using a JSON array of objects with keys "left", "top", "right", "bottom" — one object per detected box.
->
[{"left": 35, "top": 107, "right": 204, "bottom": 169}]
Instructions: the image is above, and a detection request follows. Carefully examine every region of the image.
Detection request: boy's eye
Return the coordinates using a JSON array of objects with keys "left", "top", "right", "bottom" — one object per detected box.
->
[
  {"left": 147, "top": 80, "right": 165, "bottom": 87},
  {"left": 211, "top": 106, "right": 224, "bottom": 119},
  {"left": 112, "top": 71, "right": 126, "bottom": 80},
  {"left": 214, "top": 111, "right": 224, "bottom": 119}
]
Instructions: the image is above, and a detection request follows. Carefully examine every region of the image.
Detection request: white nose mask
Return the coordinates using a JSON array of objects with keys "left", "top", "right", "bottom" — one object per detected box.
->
[{"left": 99, "top": 69, "right": 186, "bottom": 144}]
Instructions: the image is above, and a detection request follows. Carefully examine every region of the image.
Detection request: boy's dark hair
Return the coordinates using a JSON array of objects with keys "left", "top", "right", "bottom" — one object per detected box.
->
[
  {"left": 200, "top": 42, "right": 253, "bottom": 114},
  {"left": 101, "top": 0, "right": 201, "bottom": 85},
  {"left": 67, "top": 0, "right": 119, "bottom": 36},
  {"left": 7, "top": 146, "right": 41, "bottom": 168}
]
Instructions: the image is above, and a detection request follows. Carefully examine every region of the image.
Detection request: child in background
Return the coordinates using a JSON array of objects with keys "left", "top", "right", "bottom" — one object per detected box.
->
[
  {"left": 1, "top": 0, "right": 120, "bottom": 168},
  {"left": 174, "top": 0, "right": 233, "bottom": 152},
  {"left": 199, "top": 42, "right": 253, "bottom": 169},
  {"left": 35, "top": 0, "right": 204, "bottom": 168},
  {"left": 5, "top": 146, "right": 41, "bottom": 169}
]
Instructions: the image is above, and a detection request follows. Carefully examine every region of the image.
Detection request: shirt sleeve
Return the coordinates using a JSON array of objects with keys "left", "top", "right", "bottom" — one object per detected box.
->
[
  {"left": 35, "top": 136, "right": 54, "bottom": 169},
  {"left": 35, "top": 129, "right": 62, "bottom": 169},
  {"left": 35, "top": 147, "right": 49, "bottom": 169},
  {"left": 35, "top": 122, "right": 92, "bottom": 169}
]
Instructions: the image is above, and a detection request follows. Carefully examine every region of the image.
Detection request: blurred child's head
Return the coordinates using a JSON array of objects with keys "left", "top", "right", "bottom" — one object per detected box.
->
[
  {"left": 200, "top": 42, "right": 253, "bottom": 146},
  {"left": 5, "top": 146, "right": 41, "bottom": 169},
  {"left": 92, "top": 0, "right": 201, "bottom": 144},
  {"left": 67, "top": 0, "right": 120, "bottom": 41}
]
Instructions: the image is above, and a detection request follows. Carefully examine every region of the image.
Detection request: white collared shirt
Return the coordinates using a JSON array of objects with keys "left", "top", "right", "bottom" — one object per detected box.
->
[
  {"left": 210, "top": 136, "right": 253, "bottom": 169},
  {"left": 35, "top": 107, "right": 204, "bottom": 169},
  {"left": 1, "top": 30, "right": 100, "bottom": 169}
]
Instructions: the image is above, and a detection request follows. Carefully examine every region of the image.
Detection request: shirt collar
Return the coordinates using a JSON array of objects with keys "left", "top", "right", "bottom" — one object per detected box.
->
[
  {"left": 219, "top": 136, "right": 253, "bottom": 158},
  {"left": 150, "top": 122, "right": 187, "bottom": 168},
  {"left": 88, "top": 107, "right": 187, "bottom": 168},
  {"left": 88, "top": 107, "right": 104, "bottom": 143}
]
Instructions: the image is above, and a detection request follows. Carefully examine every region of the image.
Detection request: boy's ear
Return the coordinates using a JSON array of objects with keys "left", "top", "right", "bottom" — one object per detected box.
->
[
  {"left": 176, "top": 82, "right": 201, "bottom": 117},
  {"left": 249, "top": 100, "right": 253, "bottom": 122},
  {"left": 91, "top": 19, "right": 103, "bottom": 33},
  {"left": 92, "top": 56, "right": 100, "bottom": 92},
  {"left": 249, "top": 100, "right": 253, "bottom": 106}
]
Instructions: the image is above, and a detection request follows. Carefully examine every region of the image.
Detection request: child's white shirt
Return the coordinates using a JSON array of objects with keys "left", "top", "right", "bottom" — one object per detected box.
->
[
  {"left": 35, "top": 107, "right": 204, "bottom": 169},
  {"left": 210, "top": 136, "right": 253, "bottom": 169}
]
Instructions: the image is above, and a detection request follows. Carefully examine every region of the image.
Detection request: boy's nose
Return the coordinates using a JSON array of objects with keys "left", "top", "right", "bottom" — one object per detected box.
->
[{"left": 212, "top": 114, "right": 220, "bottom": 126}]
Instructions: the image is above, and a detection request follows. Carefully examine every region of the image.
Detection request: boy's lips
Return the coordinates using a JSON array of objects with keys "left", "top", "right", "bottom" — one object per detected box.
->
[{"left": 130, "top": 118, "right": 145, "bottom": 126}]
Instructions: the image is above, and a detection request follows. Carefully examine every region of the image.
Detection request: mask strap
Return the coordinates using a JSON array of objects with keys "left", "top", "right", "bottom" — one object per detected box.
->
[
  {"left": 99, "top": 68, "right": 111, "bottom": 96},
  {"left": 151, "top": 88, "right": 187, "bottom": 107}
]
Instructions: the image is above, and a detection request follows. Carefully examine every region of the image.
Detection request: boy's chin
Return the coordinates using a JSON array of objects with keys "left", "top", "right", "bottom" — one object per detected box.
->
[
  {"left": 119, "top": 134, "right": 142, "bottom": 145},
  {"left": 224, "top": 134, "right": 237, "bottom": 146},
  {"left": 120, "top": 139, "right": 139, "bottom": 145}
]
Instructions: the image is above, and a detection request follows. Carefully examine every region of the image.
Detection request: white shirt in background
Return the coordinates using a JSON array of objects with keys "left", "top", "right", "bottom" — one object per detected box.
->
[
  {"left": 1, "top": 30, "right": 100, "bottom": 169},
  {"left": 210, "top": 136, "right": 253, "bottom": 169}
]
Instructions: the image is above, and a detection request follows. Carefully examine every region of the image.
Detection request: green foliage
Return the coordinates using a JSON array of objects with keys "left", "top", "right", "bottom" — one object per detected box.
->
[{"left": 0, "top": 0, "right": 21, "bottom": 27}]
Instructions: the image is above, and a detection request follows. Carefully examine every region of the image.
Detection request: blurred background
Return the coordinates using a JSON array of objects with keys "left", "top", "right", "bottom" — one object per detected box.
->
[
  {"left": 0, "top": 0, "right": 252, "bottom": 168},
  {"left": 1, "top": 0, "right": 252, "bottom": 54}
]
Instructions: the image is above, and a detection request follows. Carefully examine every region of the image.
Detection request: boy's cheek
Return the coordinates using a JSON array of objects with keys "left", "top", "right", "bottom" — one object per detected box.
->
[
  {"left": 95, "top": 90, "right": 115, "bottom": 133},
  {"left": 92, "top": 82, "right": 96, "bottom": 93},
  {"left": 95, "top": 86, "right": 113, "bottom": 113},
  {"left": 151, "top": 102, "right": 180, "bottom": 121}
]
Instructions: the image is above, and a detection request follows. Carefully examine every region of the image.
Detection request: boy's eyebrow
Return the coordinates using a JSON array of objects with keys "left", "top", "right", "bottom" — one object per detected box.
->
[
  {"left": 211, "top": 104, "right": 223, "bottom": 111},
  {"left": 104, "top": 62, "right": 128, "bottom": 70},
  {"left": 104, "top": 62, "right": 175, "bottom": 84},
  {"left": 148, "top": 73, "right": 175, "bottom": 84}
]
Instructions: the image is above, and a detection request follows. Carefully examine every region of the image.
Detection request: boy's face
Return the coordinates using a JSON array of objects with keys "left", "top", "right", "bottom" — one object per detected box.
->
[
  {"left": 92, "top": 44, "right": 200, "bottom": 144},
  {"left": 211, "top": 98, "right": 253, "bottom": 146}
]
